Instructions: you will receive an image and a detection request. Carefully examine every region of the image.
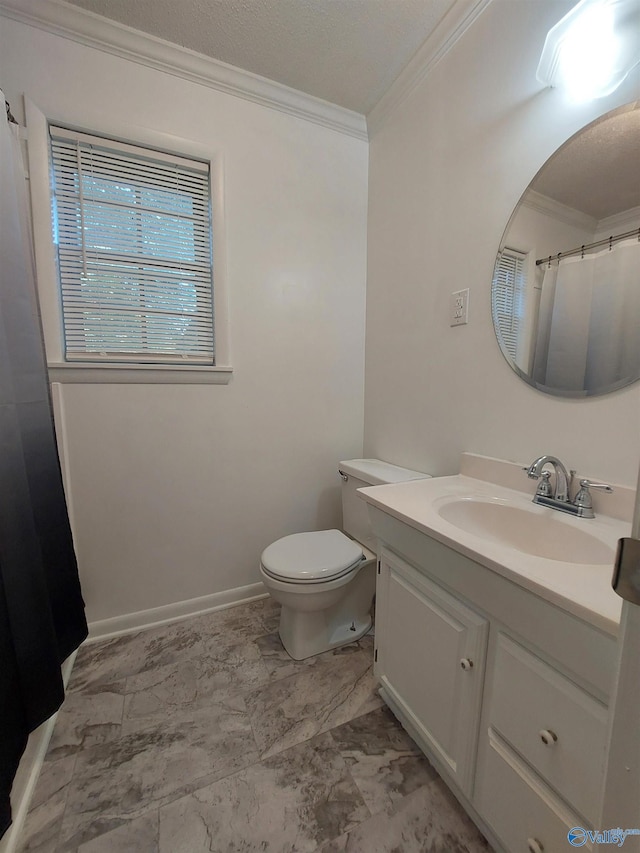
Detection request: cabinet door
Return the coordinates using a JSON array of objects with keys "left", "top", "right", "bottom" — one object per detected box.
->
[{"left": 376, "top": 549, "right": 488, "bottom": 794}]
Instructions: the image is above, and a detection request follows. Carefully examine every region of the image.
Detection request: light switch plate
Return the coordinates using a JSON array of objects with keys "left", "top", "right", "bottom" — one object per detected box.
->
[{"left": 450, "top": 289, "right": 469, "bottom": 326}]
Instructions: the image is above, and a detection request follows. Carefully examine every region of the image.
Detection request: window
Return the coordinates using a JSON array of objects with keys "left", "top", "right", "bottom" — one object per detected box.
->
[
  {"left": 49, "top": 126, "right": 214, "bottom": 365},
  {"left": 492, "top": 248, "right": 526, "bottom": 361}
]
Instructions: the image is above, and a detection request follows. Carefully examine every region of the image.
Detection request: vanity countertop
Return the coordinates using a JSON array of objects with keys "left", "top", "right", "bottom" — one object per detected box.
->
[{"left": 359, "top": 473, "right": 629, "bottom": 636}]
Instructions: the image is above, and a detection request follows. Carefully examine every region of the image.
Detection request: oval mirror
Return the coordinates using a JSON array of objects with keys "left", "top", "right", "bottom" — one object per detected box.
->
[{"left": 492, "top": 102, "right": 640, "bottom": 397}]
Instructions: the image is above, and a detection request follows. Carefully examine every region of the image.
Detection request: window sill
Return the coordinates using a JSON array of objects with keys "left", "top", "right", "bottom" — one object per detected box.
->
[{"left": 47, "top": 362, "right": 233, "bottom": 385}]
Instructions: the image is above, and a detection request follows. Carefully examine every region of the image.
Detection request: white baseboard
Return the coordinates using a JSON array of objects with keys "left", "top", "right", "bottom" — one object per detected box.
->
[
  {"left": 87, "top": 582, "right": 268, "bottom": 642},
  {"left": 0, "top": 654, "right": 76, "bottom": 853}
]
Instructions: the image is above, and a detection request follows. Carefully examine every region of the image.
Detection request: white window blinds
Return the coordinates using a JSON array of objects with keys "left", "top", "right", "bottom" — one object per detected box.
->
[
  {"left": 49, "top": 126, "right": 214, "bottom": 364},
  {"left": 492, "top": 249, "right": 526, "bottom": 361}
]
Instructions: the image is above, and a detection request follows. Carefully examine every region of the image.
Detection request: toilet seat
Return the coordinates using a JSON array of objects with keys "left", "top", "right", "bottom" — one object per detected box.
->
[{"left": 260, "top": 529, "right": 364, "bottom": 584}]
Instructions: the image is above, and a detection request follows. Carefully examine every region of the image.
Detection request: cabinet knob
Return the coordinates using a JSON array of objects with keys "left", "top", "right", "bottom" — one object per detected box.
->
[
  {"left": 460, "top": 658, "right": 474, "bottom": 671},
  {"left": 539, "top": 729, "right": 558, "bottom": 747},
  {"left": 527, "top": 838, "right": 544, "bottom": 853}
]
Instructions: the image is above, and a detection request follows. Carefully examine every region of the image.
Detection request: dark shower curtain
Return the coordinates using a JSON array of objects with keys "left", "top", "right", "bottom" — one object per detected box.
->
[{"left": 0, "top": 97, "right": 88, "bottom": 837}]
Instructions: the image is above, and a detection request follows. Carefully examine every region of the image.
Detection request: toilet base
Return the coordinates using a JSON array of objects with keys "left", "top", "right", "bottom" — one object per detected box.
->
[
  {"left": 277, "top": 561, "right": 375, "bottom": 660},
  {"left": 279, "top": 608, "right": 372, "bottom": 661}
]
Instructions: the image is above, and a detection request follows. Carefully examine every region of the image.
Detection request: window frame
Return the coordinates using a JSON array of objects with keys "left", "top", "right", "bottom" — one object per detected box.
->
[{"left": 26, "top": 99, "right": 231, "bottom": 385}]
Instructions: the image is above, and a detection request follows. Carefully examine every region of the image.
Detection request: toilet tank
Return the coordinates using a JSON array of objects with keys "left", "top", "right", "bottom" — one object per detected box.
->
[{"left": 338, "top": 459, "right": 430, "bottom": 554}]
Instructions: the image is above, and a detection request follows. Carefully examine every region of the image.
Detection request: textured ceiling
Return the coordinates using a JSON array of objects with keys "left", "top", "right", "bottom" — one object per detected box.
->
[
  {"left": 532, "top": 104, "right": 640, "bottom": 221},
  {"left": 64, "top": 0, "right": 459, "bottom": 114}
]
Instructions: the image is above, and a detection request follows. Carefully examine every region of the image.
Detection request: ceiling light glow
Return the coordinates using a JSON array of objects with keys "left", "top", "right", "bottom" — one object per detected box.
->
[
  {"left": 558, "top": 5, "right": 619, "bottom": 101},
  {"left": 537, "top": 0, "right": 640, "bottom": 102}
]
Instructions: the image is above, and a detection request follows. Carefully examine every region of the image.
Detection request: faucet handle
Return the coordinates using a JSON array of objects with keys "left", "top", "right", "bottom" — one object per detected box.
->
[
  {"left": 578, "top": 479, "right": 613, "bottom": 494},
  {"left": 573, "top": 479, "right": 613, "bottom": 517},
  {"left": 535, "top": 470, "right": 553, "bottom": 497}
]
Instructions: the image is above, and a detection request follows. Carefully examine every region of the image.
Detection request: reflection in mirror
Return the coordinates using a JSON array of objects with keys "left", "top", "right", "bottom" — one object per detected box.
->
[{"left": 492, "top": 102, "right": 640, "bottom": 397}]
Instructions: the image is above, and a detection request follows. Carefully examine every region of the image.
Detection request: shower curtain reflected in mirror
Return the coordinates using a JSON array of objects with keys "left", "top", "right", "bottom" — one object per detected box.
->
[
  {"left": 533, "top": 239, "right": 640, "bottom": 393},
  {"left": 0, "top": 94, "right": 87, "bottom": 838}
]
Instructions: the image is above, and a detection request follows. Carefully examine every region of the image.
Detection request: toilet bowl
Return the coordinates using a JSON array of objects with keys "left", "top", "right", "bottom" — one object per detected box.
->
[{"left": 260, "top": 459, "right": 430, "bottom": 660}]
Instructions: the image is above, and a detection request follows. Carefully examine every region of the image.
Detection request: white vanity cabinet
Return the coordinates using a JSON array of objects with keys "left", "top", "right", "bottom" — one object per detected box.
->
[
  {"left": 375, "top": 548, "right": 488, "bottom": 795},
  {"left": 367, "top": 505, "right": 618, "bottom": 853}
]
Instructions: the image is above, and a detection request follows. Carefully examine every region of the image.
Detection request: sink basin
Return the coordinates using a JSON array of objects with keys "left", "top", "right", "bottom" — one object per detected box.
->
[{"left": 437, "top": 498, "right": 615, "bottom": 565}]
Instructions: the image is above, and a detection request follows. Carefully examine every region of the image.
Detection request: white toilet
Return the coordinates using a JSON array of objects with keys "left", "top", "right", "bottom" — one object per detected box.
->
[{"left": 259, "top": 459, "right": 430, "bottom": 660}]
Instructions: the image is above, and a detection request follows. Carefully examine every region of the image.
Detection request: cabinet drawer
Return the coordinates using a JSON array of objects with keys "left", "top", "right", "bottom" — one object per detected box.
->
[
  {"left": 477, "top": 731, "right": 593, "bottom": 853},
  {"left": 489, "top": 633, "right": 607, "bottom": 821}
]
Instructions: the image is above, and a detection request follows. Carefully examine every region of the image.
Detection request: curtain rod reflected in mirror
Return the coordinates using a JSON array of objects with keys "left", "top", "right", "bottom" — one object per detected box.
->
[
  {"left": 536, "top": 227, "right": 640, "bottom": 266},
  {"left": 491, "top": 101, "right": 640, "bottom": 398}
]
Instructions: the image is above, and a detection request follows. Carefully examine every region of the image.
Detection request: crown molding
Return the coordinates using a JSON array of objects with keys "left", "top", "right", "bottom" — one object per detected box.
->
[
  {"left": 367, "top": 0, "right": 493, "bottom": 137},
  {"left": 596, "top": 205, "right": 640, "bottom": 236},
  {"left": 0, "top": 0, "right": 368, "bottom": 141},
  {"left": 523, "top": 189, "right": 598, "bottom": 232}
]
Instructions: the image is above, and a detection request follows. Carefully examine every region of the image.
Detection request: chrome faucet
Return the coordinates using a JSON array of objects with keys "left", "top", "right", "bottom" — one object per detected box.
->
[
  {"left": 524, "top": 455, "right": 613, "bottom": 518},
  {"left": 526, "top": 455, "right": 571, "bottom": 502}
]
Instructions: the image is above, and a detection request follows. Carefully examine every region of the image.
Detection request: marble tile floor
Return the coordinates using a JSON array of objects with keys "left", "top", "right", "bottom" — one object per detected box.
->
[{"left": 20, "top": 597, "right": 491, "bottom": 853}]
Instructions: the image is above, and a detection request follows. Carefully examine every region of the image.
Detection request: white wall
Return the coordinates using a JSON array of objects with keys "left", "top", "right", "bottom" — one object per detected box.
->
[
  {"left": 0, "top": 17, "right": 369, "bottom": 623},
  {"left": 365, "top": 0, "right": 640, "bottom": 487}
]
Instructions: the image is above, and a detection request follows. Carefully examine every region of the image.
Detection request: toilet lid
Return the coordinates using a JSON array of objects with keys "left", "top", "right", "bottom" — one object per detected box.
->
[{"left": 260, "top": 529, "right": 364, "bottom": 583}]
